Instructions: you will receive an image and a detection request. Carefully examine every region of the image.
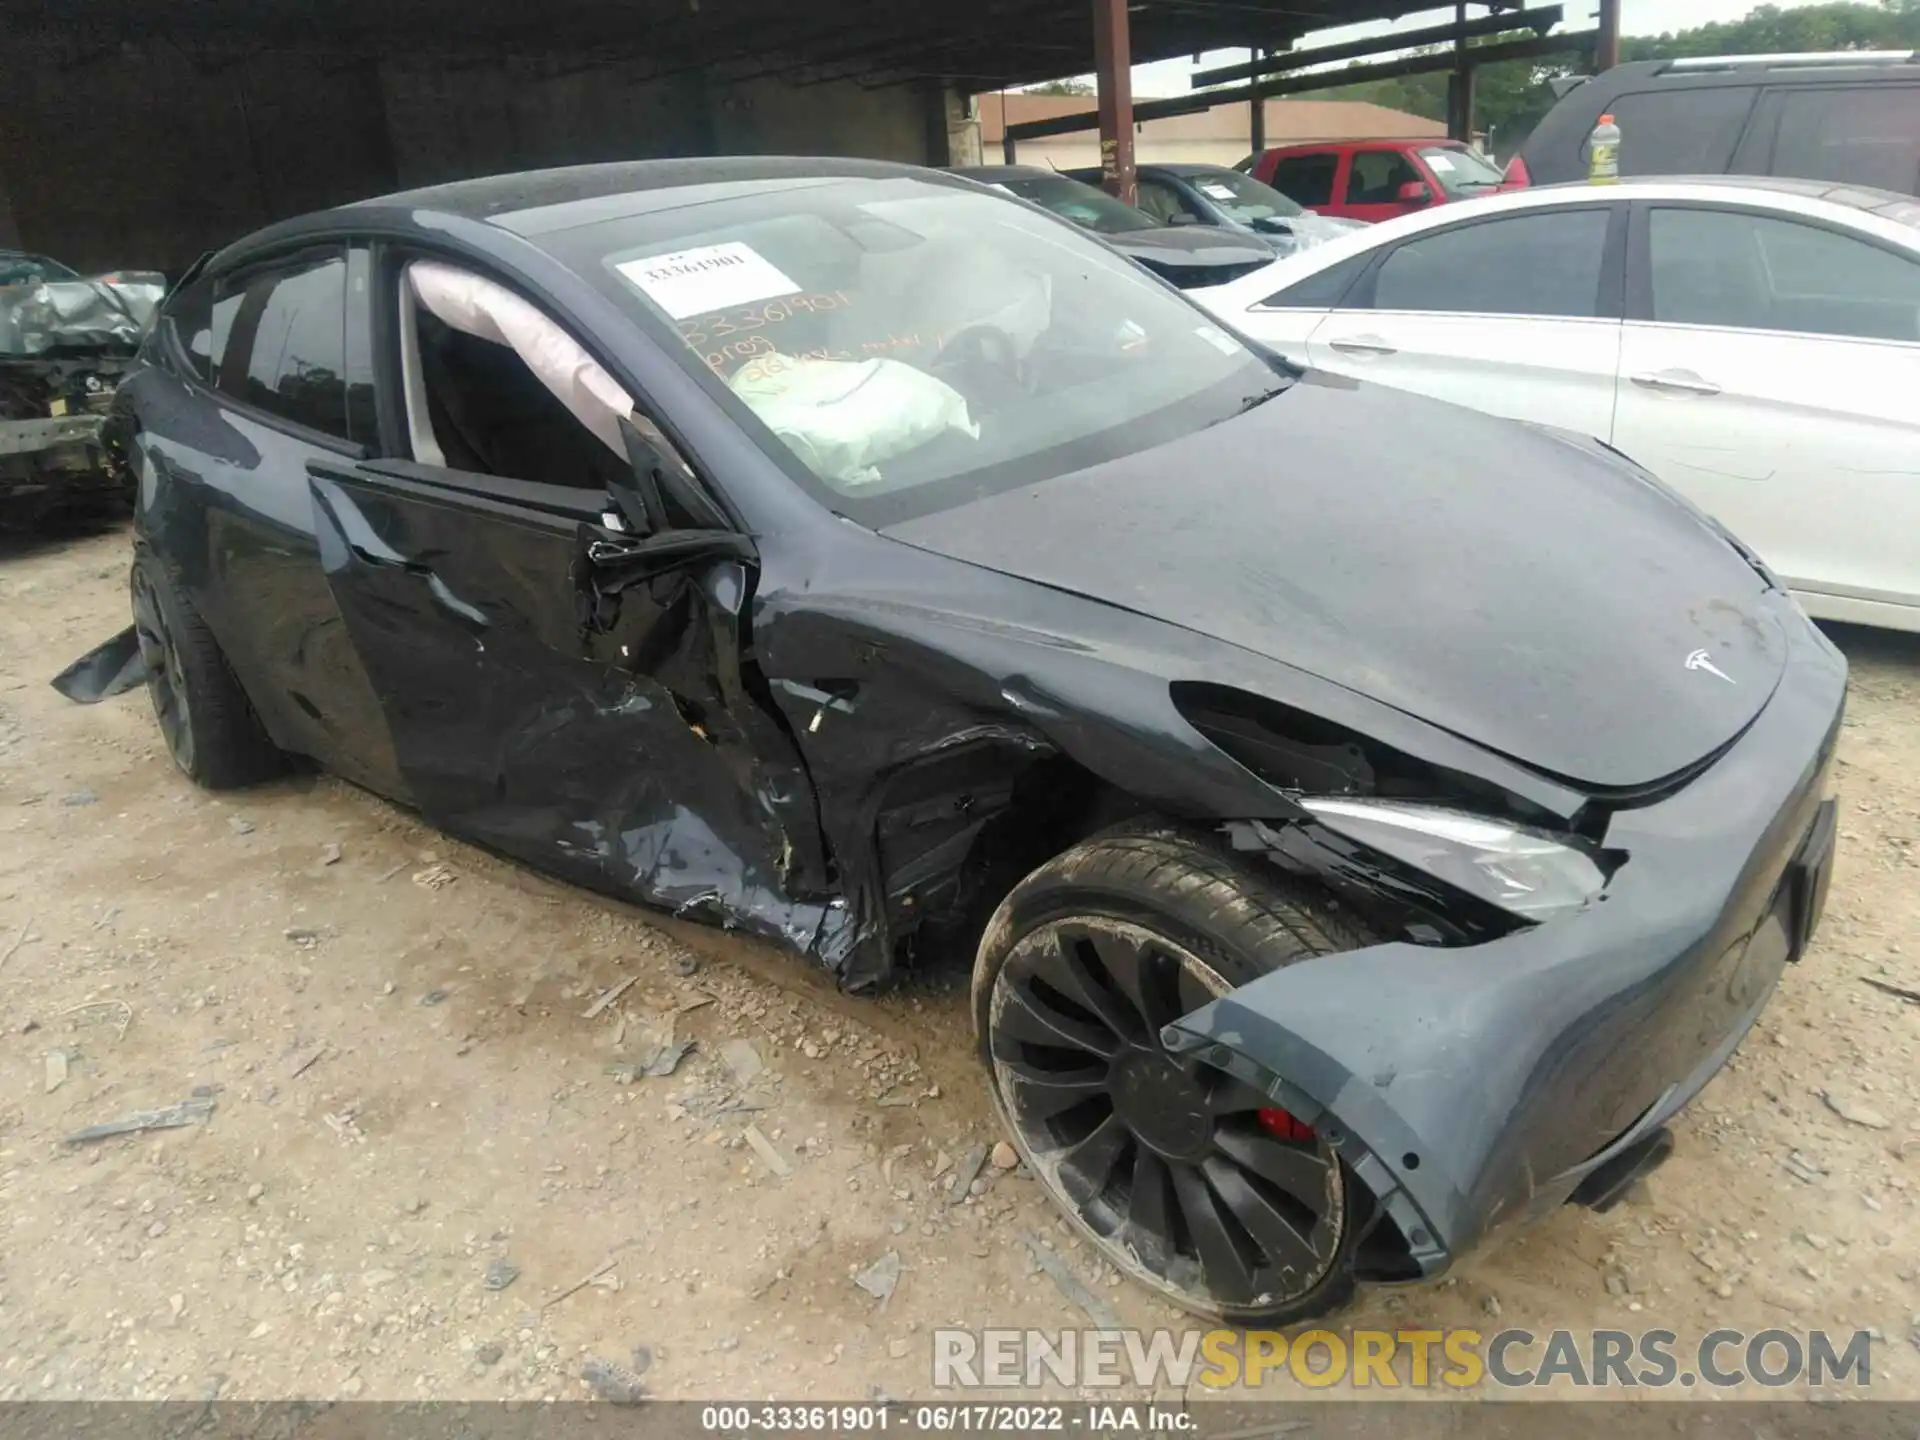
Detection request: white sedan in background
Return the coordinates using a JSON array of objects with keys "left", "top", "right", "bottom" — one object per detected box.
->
[{"left": 1195, "top": 178, "right": 1920, "bottom": 633}]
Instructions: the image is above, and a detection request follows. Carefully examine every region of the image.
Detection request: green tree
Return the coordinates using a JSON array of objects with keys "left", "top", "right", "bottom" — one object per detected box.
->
[{"left": 1023, "top": 78, "right": 1096, "bottom": 96}]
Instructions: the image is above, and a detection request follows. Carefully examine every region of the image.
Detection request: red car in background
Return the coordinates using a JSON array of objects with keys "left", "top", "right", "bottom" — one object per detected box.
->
[{"left": 1238, "top": 138, "right": 1519, "bottom": 223}]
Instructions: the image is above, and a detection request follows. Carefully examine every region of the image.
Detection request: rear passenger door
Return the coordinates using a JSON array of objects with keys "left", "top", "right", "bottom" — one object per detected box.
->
[
  {"left": 1612, "top": 202, "right": 1920, "bottom": 619},
  {"left": 1302, "top": 203, "right": 1626, "bottom": 438},
  {"left": 147, "top": 243, "right": 408, "bottom": 798}
]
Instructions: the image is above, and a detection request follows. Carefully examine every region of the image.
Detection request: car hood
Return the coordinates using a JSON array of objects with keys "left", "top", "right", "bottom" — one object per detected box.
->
[
  {"left": 882, "top": 378, "right": 1786, "bottom": 792},
  {"left": 1264, "top": 212, "right": 1366, "bottom": 249},
  {"left": 1107, "top": 226, "right": 1275, "bottom": 270}
]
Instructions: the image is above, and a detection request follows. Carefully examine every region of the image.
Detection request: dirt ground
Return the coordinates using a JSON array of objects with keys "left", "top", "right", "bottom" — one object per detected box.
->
[{"left": 1, "top": 519, "right": 1917, "bottom": 1406}]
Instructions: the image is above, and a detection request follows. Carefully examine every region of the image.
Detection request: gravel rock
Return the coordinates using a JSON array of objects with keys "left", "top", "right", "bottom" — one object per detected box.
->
[
  {"left": 582, "top": 1357, "right": 647, "bottom": 1405},
  {"left": 720, "top": 1039, "right": 764, "bottom": 1084},
  {"left": 474, "top": 1342, "right": 504, "bottom": 1367},
  {"left": 482, "top": 1259, "right": 520, "bottom": 1292},
  {"left": 990, "top": 1141, "right": 1018, "bottom": 1170},
  {"left": 853, "top": 1251, "right": 901, "bottom": 1302},
  {"left": 1824, "top": 1091, "right": 1893, "bottom": 1130}
]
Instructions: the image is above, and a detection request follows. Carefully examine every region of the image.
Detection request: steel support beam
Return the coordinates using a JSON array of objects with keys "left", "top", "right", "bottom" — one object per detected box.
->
[
  {"left": 1008, "top": 29, "right": 1597, "bottom": 140},
  {"left": 1190, "top": 3, "right": 1562, "bottom": 88},
  {"left": 1447, "top": 1, "right": 1472, "bottom": 140},
  {"left": 1091, "top": 0, "right": 1135, "bottom": 204}
]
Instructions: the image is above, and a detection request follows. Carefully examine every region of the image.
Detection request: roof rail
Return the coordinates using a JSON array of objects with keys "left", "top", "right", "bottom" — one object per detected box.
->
[{"left": 1664, "top": 50, "right": 1915, "bottom": 72}]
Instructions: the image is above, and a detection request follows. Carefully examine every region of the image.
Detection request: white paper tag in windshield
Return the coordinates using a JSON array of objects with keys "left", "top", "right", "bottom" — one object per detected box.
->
[
  {"left": 1425, "top": 152, "right": 1456, "bottom": 173},
  {"left": 617, "top": 243, "right": 802, "bottom": 320},
  {"left": 1200, "top": 183, "right": 1237, "bottom": 200}
]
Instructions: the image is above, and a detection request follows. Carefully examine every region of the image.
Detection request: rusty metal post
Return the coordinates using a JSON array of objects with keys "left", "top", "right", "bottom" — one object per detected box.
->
[
  {"left": 1596, "top": 0, "right": 1621, "bottom": 70},
  {"left": 1248, "top": 50, "right": 1265, "bottom": 157},
  {"left": 1446, "top": 1, "right": 1473, "bottom": 142},
  {"left": 1091, "top": 0, "right": 1135, "bottom": 205}
]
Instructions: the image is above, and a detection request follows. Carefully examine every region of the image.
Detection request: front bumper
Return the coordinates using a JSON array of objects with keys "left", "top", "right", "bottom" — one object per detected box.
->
[
  {"left": 1165, "top": 604, "right": 1845, "bottom": 1277},
  {"left": 0, "top": 415, "right": 115, "bottom": 507}
]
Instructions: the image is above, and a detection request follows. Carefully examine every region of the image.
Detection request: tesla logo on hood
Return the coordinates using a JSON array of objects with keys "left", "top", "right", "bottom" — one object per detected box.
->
[{"left": 1685, "top": 648, "right": 1736, "bottom": 684}]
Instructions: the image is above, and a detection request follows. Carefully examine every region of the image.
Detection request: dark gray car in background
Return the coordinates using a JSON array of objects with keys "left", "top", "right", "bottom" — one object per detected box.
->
[
  {"left": 951, "top": 165, "right": 1276, "bottom": 287},
  {"left": 1066, "top": 161, "right": 1366, "bottom": 255}
]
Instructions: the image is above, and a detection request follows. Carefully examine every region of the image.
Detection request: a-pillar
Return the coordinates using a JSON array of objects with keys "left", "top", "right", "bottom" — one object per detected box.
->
[{"left": 1091, "top": 0, "right": 1135, "bottom": 205}]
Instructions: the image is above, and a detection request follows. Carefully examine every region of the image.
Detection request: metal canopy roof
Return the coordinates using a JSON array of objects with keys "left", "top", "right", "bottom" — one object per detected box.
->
[{"left": 8, "top": 0, "right": 1453, "bottom": 91}]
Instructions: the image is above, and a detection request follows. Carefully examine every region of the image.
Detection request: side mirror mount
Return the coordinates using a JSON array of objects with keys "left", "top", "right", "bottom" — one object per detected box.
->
[
  {"left": 1397, "top": 180, "right": 1434, "bottom": 205},
  {"left": 614, "top": 413, "right": 732, "bottom": 537},
  {"left": 1167, "top": 211, "right": 1199, "bottom": 226}
]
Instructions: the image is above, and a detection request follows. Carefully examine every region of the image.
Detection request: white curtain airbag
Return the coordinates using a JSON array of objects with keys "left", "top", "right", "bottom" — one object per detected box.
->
[{"left": 407, "top": 261, "right": 634, "bottom": 458}]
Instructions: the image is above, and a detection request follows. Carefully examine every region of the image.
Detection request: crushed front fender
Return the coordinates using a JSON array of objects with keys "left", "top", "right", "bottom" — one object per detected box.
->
[{"left": 1165, "top": 603, "right": 1846, "bottom": 1277}]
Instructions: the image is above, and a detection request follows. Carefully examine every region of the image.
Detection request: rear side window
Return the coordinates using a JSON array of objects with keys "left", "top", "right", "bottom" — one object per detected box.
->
[
  {"left": 1344, "top": 150, "right": 1422, "bottom": 205},
  {"left": 1256, "top": 251, "right": 1373, "bottom": 310},
  {"left": 1608, "top": 87, "right": 1757, "bottom": 175},
  {"left": 1758, "top": 86, "right": 1920, "bottom": 193},
  {"left": 214, "top": 248, "right": 350, "bottom": 439},
  {"left": 1647, "top": 206, "right": 1920, "bottom": 341},
  {"left": 1270, "top": 154, "right": 1339, "bottom": 207},
  {"left": 168, "top": 281, "right": 241, "bottom": 384},
  {"left": 1372, "top": 208, "right": 1612, "bottom": 318}
]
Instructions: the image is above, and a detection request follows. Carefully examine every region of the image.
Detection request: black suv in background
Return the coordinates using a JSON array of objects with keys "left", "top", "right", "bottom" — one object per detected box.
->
[{"left": 1512, "top": 51, "right": 1920, "bottom": 195}]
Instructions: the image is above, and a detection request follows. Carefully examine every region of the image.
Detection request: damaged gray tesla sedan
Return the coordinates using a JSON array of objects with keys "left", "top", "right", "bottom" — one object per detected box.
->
[{"left": 57, "top": 158, "right": 1843, "bottom": 1323}]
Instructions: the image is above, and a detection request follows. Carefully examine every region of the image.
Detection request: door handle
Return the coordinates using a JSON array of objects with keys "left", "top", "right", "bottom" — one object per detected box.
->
[
  {"left": 1630, "top": 369, "right": 1721, "bottom": 396},
  {"left": 1327, "top": 335, "right": 1397, "bottom": 357}
]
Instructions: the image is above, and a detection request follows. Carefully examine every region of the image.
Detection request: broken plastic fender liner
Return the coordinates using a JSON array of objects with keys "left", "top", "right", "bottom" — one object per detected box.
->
[{"left": 51, "top": 625, "right": 147, "bottom": 703}]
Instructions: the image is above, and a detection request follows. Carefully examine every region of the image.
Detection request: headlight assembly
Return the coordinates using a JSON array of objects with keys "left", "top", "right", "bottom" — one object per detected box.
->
[{"left": 1299, "top": 797, "right": 1608, "bottom": 921}]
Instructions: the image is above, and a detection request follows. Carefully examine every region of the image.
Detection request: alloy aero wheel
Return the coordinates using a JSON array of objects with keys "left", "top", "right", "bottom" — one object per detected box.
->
[
  {"left": 132, "top": 561, "right": 195, "bottom": 775},
  {"left": 987, "top": 913, "right": 1346, "bottom": 1318},
  {"left": 127, "top": 553, "right": 284, "bottom": 790}
]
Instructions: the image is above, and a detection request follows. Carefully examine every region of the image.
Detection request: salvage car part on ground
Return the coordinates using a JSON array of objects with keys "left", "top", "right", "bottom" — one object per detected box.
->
[
  {"left": 1196, "top": 176, "right": 1920, "bottom": 635},
  {"left": 53, "top": 158, "right": 1843, "bottom": 1323},
  {"left": 0, "top": 261, "right": 163, "bottom": 524}
]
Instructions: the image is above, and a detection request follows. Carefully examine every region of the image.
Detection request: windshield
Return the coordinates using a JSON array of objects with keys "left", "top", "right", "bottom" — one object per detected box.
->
[
  {"left": 0, "top": 253, "right": 80, "bottom": 287},
  {"left": 546, "top": 176, "right": 1282, "bottom": 523},
  {"left": 1180, "top": 169, "right": 1305, "bottom": 223},
  {"left": 1418, "top": 146, "right": 1507, "bottom": 198},
  {"left": 994, "top": 175, "right": 1157, "bottom": 236}
]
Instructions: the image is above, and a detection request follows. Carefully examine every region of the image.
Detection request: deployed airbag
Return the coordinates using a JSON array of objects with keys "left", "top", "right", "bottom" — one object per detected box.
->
[
  {"left": 729, "top": 355, "right": 977, "bottom": 487},
  {"left": 407, "top": 262, "right": 634, "bottom": 458}
]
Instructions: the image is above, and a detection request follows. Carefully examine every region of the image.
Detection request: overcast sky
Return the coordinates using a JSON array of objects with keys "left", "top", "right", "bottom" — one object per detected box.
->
[{"left": 1127, "top": 0, "right": 1824, "bottom": 94}]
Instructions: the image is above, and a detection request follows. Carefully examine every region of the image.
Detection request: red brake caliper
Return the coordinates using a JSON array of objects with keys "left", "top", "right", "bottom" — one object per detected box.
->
[{"left": 1257, "top": 1106, "right": 1317, "bottom": 1142}]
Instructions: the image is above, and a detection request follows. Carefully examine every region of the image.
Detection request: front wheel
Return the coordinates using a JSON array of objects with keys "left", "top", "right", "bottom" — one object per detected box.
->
[{"left": 972, "top": 824, "right": 1375, "bottom": 1324}]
